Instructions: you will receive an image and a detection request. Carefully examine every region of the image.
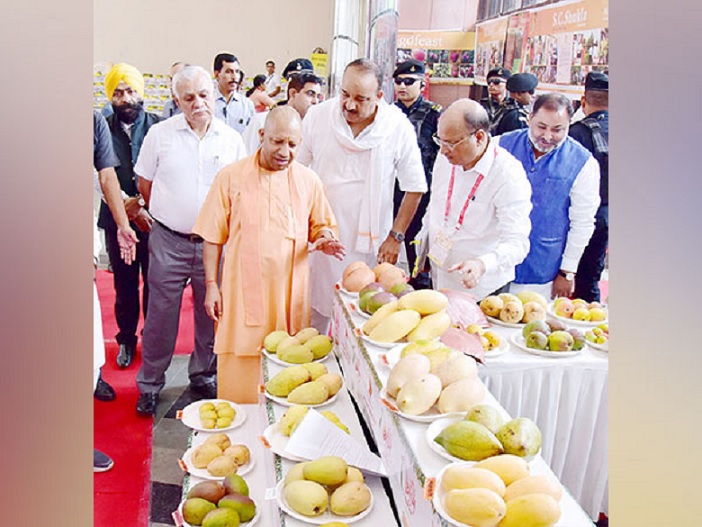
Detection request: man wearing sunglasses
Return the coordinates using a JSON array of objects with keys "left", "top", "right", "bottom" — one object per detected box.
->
[
  {"left": 391, "top": 59, "right": 441, "bottom": 289},
  {"left": 480, "top": 67, "right": 512, "bottom": 123}
]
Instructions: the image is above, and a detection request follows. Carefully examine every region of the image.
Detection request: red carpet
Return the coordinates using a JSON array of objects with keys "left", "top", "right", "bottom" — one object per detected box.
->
[{"left": 94, "top": 270, "right": 196, "bottom": 527}]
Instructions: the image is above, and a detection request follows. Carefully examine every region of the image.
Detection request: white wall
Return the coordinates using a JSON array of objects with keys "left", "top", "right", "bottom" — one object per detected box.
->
[{"left": 94, "top": 0, "right": 334, "bottom": 76}]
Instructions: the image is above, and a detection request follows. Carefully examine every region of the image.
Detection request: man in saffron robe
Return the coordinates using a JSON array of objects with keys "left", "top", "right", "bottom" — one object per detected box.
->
[{"left": 193, "top": 106, "right": 345, "bottom": 403}]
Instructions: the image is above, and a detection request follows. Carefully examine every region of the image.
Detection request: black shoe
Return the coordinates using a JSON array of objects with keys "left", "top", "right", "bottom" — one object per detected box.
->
[
  {"left": 189, "top": 381, "right": 218, "bottom": 400},
  {"left": 116, "top": 343, "right": 136, "bottom": 368},
  {"left": 136, "top": 392, "right": 159, "bottom": 417},
  {"left": 94, "top": 374, "right": 116, "bottom": 402},
  {"left": 94, "top": 449, "right": 114, "bottom": 472}
]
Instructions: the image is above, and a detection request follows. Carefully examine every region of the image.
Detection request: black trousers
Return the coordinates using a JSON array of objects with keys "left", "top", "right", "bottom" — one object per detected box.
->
[
  {"left": 575, "top": 205, "right": 608, "bottom": 302},
  {"left": 104, "top": 225, "right": 150, "bottom": 347}
]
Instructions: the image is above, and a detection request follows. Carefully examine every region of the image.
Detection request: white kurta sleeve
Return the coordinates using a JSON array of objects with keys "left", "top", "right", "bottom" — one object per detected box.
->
[
  {"left": 561, "top": 155, "right": 601, "bottom": 272},
  {"left": 394, "top": 119, "right": 428, "bottom": 193}
]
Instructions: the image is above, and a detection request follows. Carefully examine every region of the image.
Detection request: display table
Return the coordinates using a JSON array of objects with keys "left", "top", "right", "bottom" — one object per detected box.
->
[
  {"left": 177, "top": 348, "right": 399, "bottom": 527},
  {"left": 331, "top": 290, "right": 595, "bottom": 526},
  {"left": 478, "top": 325, "right": 608, "bottom": 519}
]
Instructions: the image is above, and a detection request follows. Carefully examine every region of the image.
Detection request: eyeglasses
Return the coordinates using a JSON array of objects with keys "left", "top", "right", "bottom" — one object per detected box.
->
[
  {"left": 394, "top": 77, "right": 420, "bottom": 86},
  {"left": 432, "top": 130, "right": 478, "bottom": 151},
  {"left": 487, "top": 78, "right": 505, "bottom": 85}
]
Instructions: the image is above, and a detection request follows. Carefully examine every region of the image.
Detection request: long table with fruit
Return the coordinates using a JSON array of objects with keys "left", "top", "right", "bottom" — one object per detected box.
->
[
  {"left": 171, "top": 327, "right": 400, "bottom": 527},
  {"left": 328, "top": 260, "right": 601, "bottom": 526},
  {"left": 469, "top": 293, "right": 609, "bottom": 519}
]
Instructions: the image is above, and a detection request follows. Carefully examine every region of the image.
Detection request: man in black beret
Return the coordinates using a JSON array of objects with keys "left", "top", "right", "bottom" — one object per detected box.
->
[
  {"left": 392, "top": 59, "right": 442, "bottom": 288},
  {"left": 492, "top": 72, "right": 539, "bottom": 136},
  {"left": 282, "top": 58, "right": 315, "bottom": 80},
  {"left": 569, "top": 71, "right": 609, "bottom": 302},
  {"left": 480, "top": 67, "right": 512, "bottom": 123}
]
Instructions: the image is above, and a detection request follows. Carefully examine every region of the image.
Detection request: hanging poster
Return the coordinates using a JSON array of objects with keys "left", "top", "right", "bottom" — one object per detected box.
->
[
  {"left": 520, "top": 0, "right": 608, "bottom": 92},
  {"left": 397, "top": 30, "right": 476, "bottom": 84},
  {"left": 474, "top": 17, "right": 510, "bottom": 83}
]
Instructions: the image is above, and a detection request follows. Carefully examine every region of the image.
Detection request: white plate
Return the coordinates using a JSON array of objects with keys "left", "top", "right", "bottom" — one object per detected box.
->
[
  {"left": 432, "top": 461, "right": 490, "bottom": 527},
  {"left": 483, "top": 337, "right": 509, "bottom": 359},
  {"left": 180, "top": 399, "right": 247, "bottom": 432},
  {"left": 546, "top": 302, "right": 608, "bottom": 327},
  {"left": 181, "top": 444, "right": 255, "bottom": 480},
  {"left": 379, "top": 387, "right": 462, "bottom": 423},
  {"left": 265, "top": 387, "right": 341, "bottom": 408},
  {"left": 510, "top": 334, "right": 582, "bottom": 358},
  {"left": 427, "top": 416, "right": 538, "bottom": 465},
  {"left": 485, "top": 315, "right": 526, "bottom": 329},
  {"left": 261, "top": 348, "right": 331, "bottom": 367},
  {"left": 335, "top": 281, "right": 359, "bottom": 298},
  {"left": 587, "top": 339, "right": 609, "bottom": 352},
  {"left": 177, "top": 498, "right": 261, "bottom": 527},
  {"left": 275, "top": 479, "right": 374, "bottom": 524},
  {"left": 347, "top": 299, "right": 371, "bottom": 319},
  {"left": 262, "top": 423, "right": 306, "bottom": 462}
]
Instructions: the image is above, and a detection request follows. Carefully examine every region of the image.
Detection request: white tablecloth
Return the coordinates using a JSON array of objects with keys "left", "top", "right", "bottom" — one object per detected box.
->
[
  {"left": 480, "top": 324, "right": 609, "bottom": 519},
  {"left": 332, "top": 292, "right": 596, "bottom": 527}
]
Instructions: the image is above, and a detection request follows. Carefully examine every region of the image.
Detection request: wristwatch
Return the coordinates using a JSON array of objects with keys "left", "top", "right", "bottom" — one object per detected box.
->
[
  {"left": 389, "top": 230, "right": 405, "bottom": 243},
  {"left": 137, "top": 195, "right": 146, "bottom": 207},
  {"left": 558, "top": 270, "right": 575, "bottom": 281}
]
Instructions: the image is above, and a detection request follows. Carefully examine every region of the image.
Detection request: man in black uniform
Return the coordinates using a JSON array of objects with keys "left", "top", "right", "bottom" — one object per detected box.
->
[
  {"left": 480, "top": 67, "right": 511, "bottom": 124},
  {"left": 100, "top": 63, "right": 162, "bottom": 368},
  {"left": 492, "top": 72, "right": 539, "bottom": 136},
  {"left": 569, "top": 71, "right": 609, "bottom": 302},
  {"left": 391, "top": 59, "right": 441, "bottom": 288}
]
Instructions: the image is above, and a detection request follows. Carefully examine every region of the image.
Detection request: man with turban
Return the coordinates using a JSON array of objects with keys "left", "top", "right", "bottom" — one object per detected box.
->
[{"left": 99, "top": 63, "right": 162, "bottom": 368}]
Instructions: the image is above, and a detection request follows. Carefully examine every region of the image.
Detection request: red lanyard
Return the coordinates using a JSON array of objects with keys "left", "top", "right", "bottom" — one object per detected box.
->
[
  {"left": 443, "top": 146, "right": 498, "bottom": 232},
  {"left": 444, "top": 167, "right": 485, "bottom": 233}
]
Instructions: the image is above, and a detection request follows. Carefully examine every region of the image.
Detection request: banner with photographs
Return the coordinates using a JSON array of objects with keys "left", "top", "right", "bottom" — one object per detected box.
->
[
  {"left": 474, "top": 17, "right": 510, "bottom": 83},
  {"left": 397, "top": 30, "right": 476, "bottom": 84},
  {"left": 518, "top": 0, "right": 608, "bottom": 93}
]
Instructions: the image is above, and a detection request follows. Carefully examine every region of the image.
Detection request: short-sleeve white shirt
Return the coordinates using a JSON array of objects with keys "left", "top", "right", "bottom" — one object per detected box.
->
[{"left": 134, "top": 113, "right": 247, "bottom": 233}]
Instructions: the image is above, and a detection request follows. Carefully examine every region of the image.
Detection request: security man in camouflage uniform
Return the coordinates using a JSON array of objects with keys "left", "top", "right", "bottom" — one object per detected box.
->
[
  {"left": 492, "top": 72, "right": 539, "bottom": 136},
  {"left": 392, "top": 59, "right": 441, "bottom": 289},
  {"left": 480, "top": 67, "right": 512, "bottom": 123}
]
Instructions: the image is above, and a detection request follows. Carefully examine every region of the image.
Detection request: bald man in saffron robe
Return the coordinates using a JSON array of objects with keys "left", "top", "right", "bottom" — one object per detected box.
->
[{"left": 193, "top": 106, "right": 345, "bottom": 403}]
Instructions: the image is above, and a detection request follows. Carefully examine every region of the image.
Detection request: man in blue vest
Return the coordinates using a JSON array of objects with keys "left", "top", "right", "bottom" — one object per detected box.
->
[
  {"left": 496, "top": 93, "right": 600, "bottom": 299},
  {"left": 569, "top": 72, "right": 609, "bottom": 302}
]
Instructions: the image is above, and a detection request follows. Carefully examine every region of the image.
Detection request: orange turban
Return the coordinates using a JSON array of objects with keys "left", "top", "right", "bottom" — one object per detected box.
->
[{"left": 104, "top": 63, "right": 145, "bottom": 100}]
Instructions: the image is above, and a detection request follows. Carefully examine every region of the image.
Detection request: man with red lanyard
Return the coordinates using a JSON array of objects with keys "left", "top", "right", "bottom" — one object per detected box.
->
[{"left": 418, "top": 99, "right": 532, "bottom": 300}]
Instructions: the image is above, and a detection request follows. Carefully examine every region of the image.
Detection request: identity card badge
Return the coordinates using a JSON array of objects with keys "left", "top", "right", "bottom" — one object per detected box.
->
[{"left": 427, "top": 230, "right": 453, "bottom": 268}]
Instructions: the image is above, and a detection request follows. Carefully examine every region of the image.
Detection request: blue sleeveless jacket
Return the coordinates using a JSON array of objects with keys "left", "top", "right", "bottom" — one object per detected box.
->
[{"left": 499, "top": 129, "right": 590, "bottom": 284}]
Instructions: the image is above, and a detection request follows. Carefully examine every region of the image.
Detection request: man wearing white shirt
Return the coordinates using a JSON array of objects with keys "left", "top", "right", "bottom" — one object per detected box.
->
[
  {"left": 133, "top": 65, "right": 247, "bottom": 416},
  {"left": 496, "top": 92, "right": 600, "bottom": 299},
  {"left": 213, "top": 53, "right": 255, "bottom": 134},
  {"left": 421, "top": 99, "right": 532, "bottom": 300},
  {"left": 298, "top": 58, "right": 427, "bottom": 328},
  {"left": 264, "top": 60, "right": 283, "bottom": 102}
]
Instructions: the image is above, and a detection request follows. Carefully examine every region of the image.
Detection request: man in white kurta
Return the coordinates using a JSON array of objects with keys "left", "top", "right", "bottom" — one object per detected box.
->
[
  {"left": 420, "top": 99, "right": 532, "bottom": 300},
  {"left": 297, "top": 59, "right": 427, "bottom": 324}
]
